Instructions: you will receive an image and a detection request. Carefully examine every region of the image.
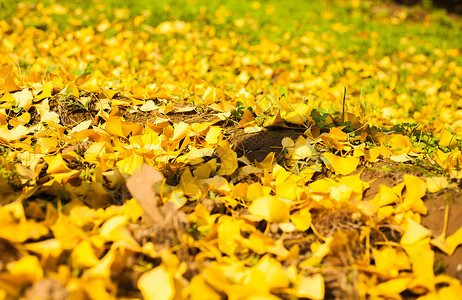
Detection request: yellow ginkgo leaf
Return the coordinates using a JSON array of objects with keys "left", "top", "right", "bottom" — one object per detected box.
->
[
  {"left": 71, "top": 240, "right": 100, "bottom": 267},
  {"left": 401, "top": 218, "right": 431, "bottom": 245},
  {"left": 323, "top": 152, "right": 359, "bottom": 175},
  {"left": 105, "top": 116, "right": 130, "bottom": 138},
  {"left": 253, "top": 255, "right": 289, "bottom": 289},
  {"left": 387, "top": 134, "right": 417, "bottom": 153},
  {"left": 202, "top": 87, "right": 216, "bottom": 103},
  {"left": 295, "top": 273, "right": 325, "bottom": 300},
  {"left": 116, "top": 151, "right": 144, "bottom": 175},
  {"left": 239, "top": 109, "right": 256, "bottom": 127},
  {"left": 439, "top": 129, "right": 456, "bottom": 147},
  {"left": 82, "top": 277, "right": 116, "bottom": 300},
  {"left": 390, "top": 153, "right": 412, "bottom": 162},
  {"left": 368, "top": 277, "right": 413, "bottom": 298},
  {"left": 373, "top": 247, "right": 410, "bottom": 277},
  {"left": 328, "top": 127, "right": 348, "bottom": 142},
  {"left": 372, "top": 185, "right": 399, "bottom": 207},
  {"left": 446, "top": 227, "right": 462, "bottom": 256},
  {"left": 138, "top": 266, "right": 175, "bottom": 300},
  {"left": 7, "top": 255, "right": 43, "bottom": 283},
  {"left": 216, "top": 141, "right": 238, "bottom": 176},
  {"left": 188, "top": 275, "right": 221, "bottom": 300},
  {"left": 300, "top": 237, "right": 333, "bottom": 268},
  {"left": 87, "top": 250, "right": 116, "bottom": 278},
  {"left": 404, "top": 174, "right": 427, "bottom": 198},
  {"left": 283, "top": 103, "right": 311, "bottom": 125},
  {"left": 24, "top": 239, "right": 62, "bottom": 258},
  {"left": 35, "top": 81, "right": 52, "bottom": 101},
  {"left": 44, "top": 154, "right": 71, "bottom": 174},
  {"left": 9, "top": 112, "right": 30, "bottom": 127},
  {"left": 100, "top": 215, "right": 139, "bottom": 248},
  {"left": 205, "top": 126, "right": 222, "bottom": 145},
  {"left": 40, "top": 111, "right": 60, "bottom": 124},
  {"left": 426, "top": 176, "right": 448, "bottom": 193},
  {"left": 290, "top": 209, "right": 312, "bottom": 231},
  {"left": 172, "top": 122, "right": 190, "bottom": 142},
  {"left": 249, "top": 196, "right": 290, "bottom": 223},
  {"left": 3, "top": 73, "right": 21, "bottom": 92},
  {"left": 0, "top": 125, "right": 29, "bottom": 142}
]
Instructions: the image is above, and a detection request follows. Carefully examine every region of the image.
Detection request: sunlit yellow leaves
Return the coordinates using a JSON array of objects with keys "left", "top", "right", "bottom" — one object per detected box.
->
[
  {"left": 105, "top": 116, "right": 142, "bottom": 138},
  {"left": 282, "top": 103, "right": 312, "bottom": 125},
  {"left": 367, "top": 277, "right": 413, "bottom": 299},
  {"left": 43, "top": 154, "right": 80, "bottom": 183},
  {"left": 217, "top": 217, "right": 245, "bottom": 255},
  {"left": 373, "top": 247, "right": 410, "bottom": 277},
  {"left": 290, "top": 209, "right": 312, "bottom": 231},
  {"left": 199, "top": 258, "right": 291, "bottom": 299},
  {"left": 371, "top": 185, "right": 400, "bottom": 207},
  {"left": 100, "top": 216, "right": 139, "bottom": 249},
  {"left": 404, "top": 175, "right": 426, "bottom": 199},
  {"left": 87, "top": 249, "right": 116, "bottom": 278},
  {"left": 0, "top": 203, "right": 48, "bottom": 243},
  {"left": 0, "top": 125, "right": 29, "bottom": 142},
  {"left": 282, "top": 136, "right": 313, "bottom": 160},
  {"left": 7, "top": 255, "right": 43, "bottom": 283},
  {"left": 9, "top": 112, "right": 31, "bottom": 127},
  {"left": 401, "top": 218, "right": 431, "bottom": 245},
  {"left": 35, "top": 81, "right": 52, "bottom": 101},
  {"left": 172, "top": 121, "right": 190, "bottom": 142},
  {"left": 295, "top": 273, "right": 325, "bottom": 299},
  {"left": 323, "top": 152, "right": 359, "bottom": 175},
  {"left": 202, "top": 87, "right": 217, "bottom": 103},
  {"left": 300, "top": 237, "right": 332, "bottom": 268},
  {"left": 438, "top": 129, "right": 457, "bottom": 148},
  {"left": 387, "top": 134, "right": 419, "bottom": 154},
  {"left": 254, "top": 255, "right": 289, "bottom": 290},
  {"left": 216, "top": 140, "right": 238, "bottom": 175},
  {"left": 1, "top": 2, "right": 461, "bottom": 299},
  {"left": 205, "top": 126, "right": 222, "bottom": 145},
  {"left": 445, "top": 227, "right": 462, "bottom": 256},
  {"left": 116, "top": 150, "right": 144, "bottom": 174},
  {"left": 71, "top": 240, "right": 100, "bottom": 268},
  {"left": 188, "top": 275, "right": 221, "bottom": 300},
  {"left": 236, "top": 71, "right": 250, "bottom": 85},
  {"left": 426, "top": 176, "right": 449, "bottom": 193},
  {"left": 249, "top": 196, "right": 290, "bottom": 223},
  {"left": 50, "top": 215, "right": 87, "bottom": 249},
  {"left": 1, "top": 73, "right": 21, "bottom": 93}
]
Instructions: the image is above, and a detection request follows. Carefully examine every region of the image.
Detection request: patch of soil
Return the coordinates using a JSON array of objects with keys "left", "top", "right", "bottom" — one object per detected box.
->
[
  {"left": 24, "top": 278, "right": 68, "bottom": 300},
  {"left": 360, "top": 160, "right": 462, "bottom": 281},
  {"left": 227, "top": 126, "right": 304, "bottom": 163},
  {"left": 27, "top": 106, "right": 41, "bottom": 127},
  {"left": 122, "top": 108, "right": 163, "bottom": 124},
  {"left": 421, "top": 189, "right": 462, "bottom": 281},
  {"left": 121, "top": 103, "right": 218, "bottom": 125},
  {"left": 49, "top": 98, "right": 97, "bottom": 128},
  {"left": 62, "top": 140, "right": 93, "bottom": 155}
]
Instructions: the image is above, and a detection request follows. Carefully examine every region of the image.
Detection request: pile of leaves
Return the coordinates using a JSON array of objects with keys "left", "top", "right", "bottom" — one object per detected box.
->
[{"left": 0, "top": 0, "right": 461, "bottom": 299}]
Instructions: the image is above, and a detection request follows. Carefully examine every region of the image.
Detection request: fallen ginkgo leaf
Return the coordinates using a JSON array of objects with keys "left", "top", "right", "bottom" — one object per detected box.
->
[{"left": 249, "top": 196, "right": 290, "bottom": 223}]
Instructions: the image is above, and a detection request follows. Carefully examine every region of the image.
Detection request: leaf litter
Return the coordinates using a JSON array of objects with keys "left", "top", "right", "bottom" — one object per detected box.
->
[{"left": 0, "top": 0, "right": 462, "bottom": 299}]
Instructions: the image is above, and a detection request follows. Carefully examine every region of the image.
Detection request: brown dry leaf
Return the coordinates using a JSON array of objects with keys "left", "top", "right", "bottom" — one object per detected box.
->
[{"left": 126, "top": 163, "right": 163, "bottom": 224}]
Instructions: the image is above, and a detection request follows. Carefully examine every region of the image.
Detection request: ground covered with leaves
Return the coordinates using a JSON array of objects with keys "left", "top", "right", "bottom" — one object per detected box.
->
[{"left": 0, "top": 0, "right": 462, "bottom": 299}]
